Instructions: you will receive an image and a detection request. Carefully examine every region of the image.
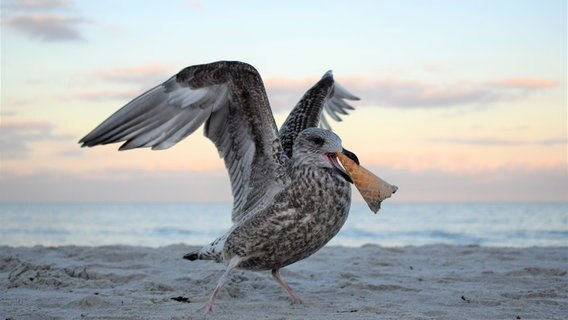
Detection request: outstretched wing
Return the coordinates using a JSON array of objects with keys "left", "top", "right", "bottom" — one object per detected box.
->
[
  {"left": 80, "top": 61, "right": 288, "bottom": 222},
  {"left": 278, "top": 71, "right": 359, "bottom": 158}
]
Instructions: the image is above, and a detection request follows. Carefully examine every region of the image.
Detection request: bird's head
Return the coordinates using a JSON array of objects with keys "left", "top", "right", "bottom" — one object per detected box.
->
[{"left": 292, "top": 128, "right": 359, "bottom": 183}]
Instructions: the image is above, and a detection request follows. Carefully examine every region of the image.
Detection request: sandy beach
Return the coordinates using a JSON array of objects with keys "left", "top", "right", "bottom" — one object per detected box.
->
[{"left": 1, "top": 244, "right": 566, "bottom": 319}]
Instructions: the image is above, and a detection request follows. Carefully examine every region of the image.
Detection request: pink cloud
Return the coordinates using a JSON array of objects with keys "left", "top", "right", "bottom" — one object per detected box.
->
[
  {"left": 3, "top": 98, "right": 37, "bottom": 107},
  {"left": 53, "top": 64, "right": 174, "bottom": 103},
  {"left": 70, "top": 70, "right": 560, "bottom": 108},
  {"left": 2, "top": 120, "right": 55, "bottom": 130},
  {"left": 0, "top": 169, "right": 232, "bottom": 203},
  {"left": 88, "top": 63, "right": 174, "bottom": 90},
  {"left": 65, "top": 89, "right": 141, "bottom": 102},
  {"left": 91, "top": 63, "right": 173, "bottom": 84},
  {"left": 1, "top": 164, "right": 566, "bottom": 202},
  {"left": 430, "top": 137, "right": 568, "bottom": 146},
  {"left": 374, "top": 164, "right": 568, "bottom": 202},
  {"left": 497, "top": 77, "right": 558, "bottom": 89},
  {"left": 263, "top": 74, "right": 558, "bottom": 110},
  {"left": 263, "top": 77, "right": 316, "bottom": 112}
]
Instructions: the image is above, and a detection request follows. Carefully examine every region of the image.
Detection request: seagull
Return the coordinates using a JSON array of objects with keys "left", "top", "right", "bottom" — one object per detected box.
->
[{"left": 80, "top": 61, "right": 364, "bottom": 314}]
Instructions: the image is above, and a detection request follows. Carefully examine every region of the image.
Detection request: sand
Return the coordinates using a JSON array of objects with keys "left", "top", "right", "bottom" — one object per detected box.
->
[{"left": 1, "top": 244, "right": 566, "bottom": 319}]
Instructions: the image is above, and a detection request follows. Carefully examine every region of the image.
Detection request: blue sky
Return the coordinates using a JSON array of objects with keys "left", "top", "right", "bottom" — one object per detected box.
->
[{"left": 1, "top": 0, "right": 566, "bottom": 202}]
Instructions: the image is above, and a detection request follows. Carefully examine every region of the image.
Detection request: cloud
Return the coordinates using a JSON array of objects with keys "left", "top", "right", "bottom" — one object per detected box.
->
[
  {"left": 56, "top": 148, "right": 86, "bottom": 157},
  {"left": 497, "top": 78, "right": 558, "bottom": 89},
  {"left": 90, "top": 63, "right": 174, "bottom": 88},
  {"left": 355, "top": 79, "right": 496, "bottom": 108},
  {"left": 538, "top": 138, "right": 568, "bottom": 146},
  {"left": 264, "top": 78, "right": 314, "bottom": 112},
  {"left": 1, "top": 164, "right": 566, "bottom": 203},
  {"left": 61, "top": 64, "right": 174, "bottom": 102},
  {"left": 65, "top": 70, "right": 560, "bottom": 107},
  {"left": 0, "top": 121, "right": 74, "bottom": 158},
  {"left": 4, "top": 14, "right": 88, "bottom": 42},
  {"left": 3, "top": 0, "right": 72, "bottom": 10},
  {"left": 3, "top": 0, "right": 92, "bottom": 42},
  {"left": 430, "top": 137, "right": 568, "bottom": 147},
  {"left": 182, "top": 1, "right": 204, "bottom": 9},
  {"left": 64, "top": 89, "right": 141, "bottom": 102},
  {"left": 1, "top": 111, "right": 18, "bottom": 117},
  {"left": 366, "top": 164, "right": 568, "bottom": 202},
  {"left": 0, "top": 169, "right": 232, "bottom": 203},
  {"left": 263, "top": 75, "right": 558, "bottom": 111}
]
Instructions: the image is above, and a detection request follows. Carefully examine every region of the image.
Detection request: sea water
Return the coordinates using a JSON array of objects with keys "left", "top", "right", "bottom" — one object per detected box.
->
[{"left": 0, "top": 203, "right": 566, "bottom": 247}]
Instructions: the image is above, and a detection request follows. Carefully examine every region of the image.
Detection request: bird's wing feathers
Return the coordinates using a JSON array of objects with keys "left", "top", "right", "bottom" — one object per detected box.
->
[
  {"left": 278, "top": 71, "right": 359, "bottom": 158},
  {"left": 80, "top": 61, "right": 288, "bottom": 222}
]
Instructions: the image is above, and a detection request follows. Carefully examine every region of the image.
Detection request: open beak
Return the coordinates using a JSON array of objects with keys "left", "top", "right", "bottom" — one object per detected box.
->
[
  {"left": 326, "top": 148, "right": 359, "bottom": 183},
  {"left": 341, "top": 148, "right": 359, "bottom": 165}
]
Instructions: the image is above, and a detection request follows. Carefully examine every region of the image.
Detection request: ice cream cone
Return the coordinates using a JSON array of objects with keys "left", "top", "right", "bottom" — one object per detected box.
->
[{"left": 337, "top": 152, "right": 398, "bottom": 213}]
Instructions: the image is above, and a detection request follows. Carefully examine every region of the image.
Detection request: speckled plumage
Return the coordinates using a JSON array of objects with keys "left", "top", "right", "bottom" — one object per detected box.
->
[
  {"left": 224, "top": 131, "right": 352, "bottom": 271},
  {"left": 79, "top": 61, "right": 360, "bottom": 314}
]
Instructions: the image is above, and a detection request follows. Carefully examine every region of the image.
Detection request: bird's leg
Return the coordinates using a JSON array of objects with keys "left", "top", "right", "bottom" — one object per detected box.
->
[
  {"left": 199, "top": 256, "right": 240, "bottom": 315},
  {"left": 271, "top": 268, "right": 304, "bottom": 304}
]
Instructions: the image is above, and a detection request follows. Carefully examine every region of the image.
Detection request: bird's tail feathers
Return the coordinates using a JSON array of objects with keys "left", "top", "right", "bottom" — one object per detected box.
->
[{"left": 183, "top": 237, "right": 225, "bottom": 262}]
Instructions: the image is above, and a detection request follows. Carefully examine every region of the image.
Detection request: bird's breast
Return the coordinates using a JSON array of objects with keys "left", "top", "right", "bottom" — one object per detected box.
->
[{"left": 229, "top": 166, "right": 352, "bottom": 270}]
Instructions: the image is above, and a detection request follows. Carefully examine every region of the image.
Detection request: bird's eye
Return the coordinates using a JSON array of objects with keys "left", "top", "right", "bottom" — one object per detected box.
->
[{"left": 311, "top": 137, "right": 324, "bottom": 146}]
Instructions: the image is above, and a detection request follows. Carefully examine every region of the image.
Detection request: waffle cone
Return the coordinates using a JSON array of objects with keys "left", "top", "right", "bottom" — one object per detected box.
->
[{"left": 337, "top": 152, "right": 398, "bottom": 213}]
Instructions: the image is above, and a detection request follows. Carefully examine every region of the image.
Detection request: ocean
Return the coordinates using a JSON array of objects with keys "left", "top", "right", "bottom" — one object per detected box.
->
[{"left": 0, "top": 203, "right": 567, "bottom": 248}]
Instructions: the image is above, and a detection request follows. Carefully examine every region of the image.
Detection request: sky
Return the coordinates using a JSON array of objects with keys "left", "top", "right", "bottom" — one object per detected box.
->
[{"left": 0, "top": 0, "right": 566, "bottom": 203}]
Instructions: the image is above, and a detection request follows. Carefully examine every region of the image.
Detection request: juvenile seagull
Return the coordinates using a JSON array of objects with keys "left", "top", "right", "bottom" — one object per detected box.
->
[{"left": 80, "top": 61, "right": 362, "bottom": 313}]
